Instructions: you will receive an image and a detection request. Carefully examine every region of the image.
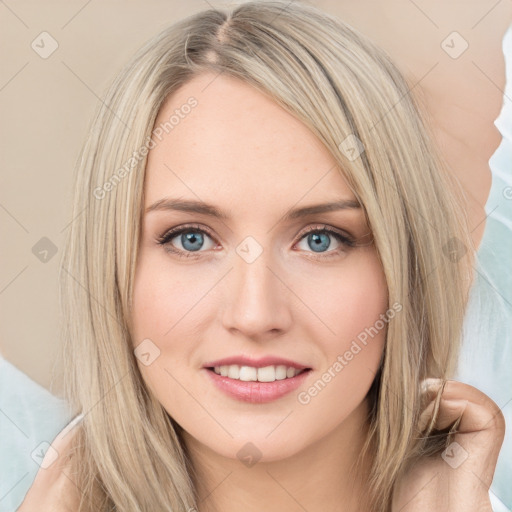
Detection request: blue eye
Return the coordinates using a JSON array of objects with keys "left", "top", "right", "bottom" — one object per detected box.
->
[
  {"left": 157, "top": 224, "right": 216, "bottom": 258},
  {"left": 157, "top": 223, "right": 356, "bottom": 260},
  {"left": 302, "top": 231, "right": 336, "bottom": 252},
  {"left": 175, "top": 231, "right": 205, "bottom": 252},
  {"left": 295, "top": 226, "right": 355, "bottom": 258}
]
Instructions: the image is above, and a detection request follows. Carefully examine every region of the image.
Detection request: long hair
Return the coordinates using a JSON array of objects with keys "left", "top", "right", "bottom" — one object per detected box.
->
[{"left": 58, "top": 1, "right": 474, "bottom": 510}]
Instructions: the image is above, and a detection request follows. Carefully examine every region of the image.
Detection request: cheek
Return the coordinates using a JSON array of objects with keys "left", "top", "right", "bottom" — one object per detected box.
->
[
  {"left": 130, "top": 249, "right": 225, "bottom": 398},
  {"left": 130, "top": 253, "right": 199, "bottom": 404},
  {"left": 297, "top": 248, "right": 388, "bottom": 346},
  {"left": 296, "top": 249, "right": 388, "bottom": 397},
  {"left": 130, "top": 251, "right": 203, "bottom": 344}
]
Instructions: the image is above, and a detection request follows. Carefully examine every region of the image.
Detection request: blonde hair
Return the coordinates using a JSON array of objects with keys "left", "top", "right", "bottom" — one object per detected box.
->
[{"left": 59, "top": 1, "right": 474, "bottom": 510}]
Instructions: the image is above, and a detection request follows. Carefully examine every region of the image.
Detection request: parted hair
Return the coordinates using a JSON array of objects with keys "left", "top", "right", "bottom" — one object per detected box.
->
[{"left": 59, "top": 1, "right": 474, "bottom": 510}]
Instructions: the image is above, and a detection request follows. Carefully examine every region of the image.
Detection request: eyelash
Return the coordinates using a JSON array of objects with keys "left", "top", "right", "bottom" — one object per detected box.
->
[{"left": 156, "top": 223, "right": 356, "bottom": 260}]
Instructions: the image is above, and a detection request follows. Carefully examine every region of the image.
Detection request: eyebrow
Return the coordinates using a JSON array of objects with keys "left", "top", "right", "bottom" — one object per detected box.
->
[{"left": 145, "top": 197, "right": 361, "bottom": 222}]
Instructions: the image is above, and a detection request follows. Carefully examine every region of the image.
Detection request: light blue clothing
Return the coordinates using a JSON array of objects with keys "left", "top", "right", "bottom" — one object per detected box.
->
[{"left": 0, "top": 357, "right": 72, "bottom": 512}]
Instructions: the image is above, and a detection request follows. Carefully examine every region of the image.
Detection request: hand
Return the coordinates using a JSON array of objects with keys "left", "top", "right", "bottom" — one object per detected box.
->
[
  {"left": 392, "top": 379, "right": 505, "bottom": 512},
  {"left": 17, "top": 423, "right": 81, "bottom": 511}
]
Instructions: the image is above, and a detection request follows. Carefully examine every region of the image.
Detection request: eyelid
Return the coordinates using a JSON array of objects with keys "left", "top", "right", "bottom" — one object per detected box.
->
[
  {"left": 157, "top": 223, "right": 217, "bottom": 243},
  {"left": 296, "top": 223, "right": 355, "bottom": 244}
]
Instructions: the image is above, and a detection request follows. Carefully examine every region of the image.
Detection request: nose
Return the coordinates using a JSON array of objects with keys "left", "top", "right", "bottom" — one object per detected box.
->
[{"left": 221, "top": 248, "right": 293, "bottom": 341}]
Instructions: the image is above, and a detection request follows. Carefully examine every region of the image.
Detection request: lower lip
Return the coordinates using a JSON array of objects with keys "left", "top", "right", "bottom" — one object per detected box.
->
[{"left": 203, "top": 368, "right": 311, "bottom": 404}]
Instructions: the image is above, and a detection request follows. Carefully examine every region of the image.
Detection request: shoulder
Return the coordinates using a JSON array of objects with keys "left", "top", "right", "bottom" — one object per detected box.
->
[{"left": 17, "top": 414, "right": 84, "bottom": 511}]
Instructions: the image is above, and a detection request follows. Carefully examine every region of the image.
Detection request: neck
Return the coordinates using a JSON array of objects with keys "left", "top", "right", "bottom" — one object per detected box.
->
[{"left": 181, "top": 398, "right": 374, "bottom": 512}]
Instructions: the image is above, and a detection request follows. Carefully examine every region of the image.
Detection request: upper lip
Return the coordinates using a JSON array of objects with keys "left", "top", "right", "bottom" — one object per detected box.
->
[{"left": 203, "top": 355, "right": 311, "bottom": 370}]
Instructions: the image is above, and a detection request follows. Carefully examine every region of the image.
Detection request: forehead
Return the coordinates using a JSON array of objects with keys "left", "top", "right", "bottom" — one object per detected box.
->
[{"left": 144, "top": 73, "right": 357, "bottom": 212}]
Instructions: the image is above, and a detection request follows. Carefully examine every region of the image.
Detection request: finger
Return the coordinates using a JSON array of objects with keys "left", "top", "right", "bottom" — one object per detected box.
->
[
  {"left": 420, "top": 379, "right": 505, "bottom": 435},
  {"left": 432, "top": 398, "right": 468, "bottom": 431}
]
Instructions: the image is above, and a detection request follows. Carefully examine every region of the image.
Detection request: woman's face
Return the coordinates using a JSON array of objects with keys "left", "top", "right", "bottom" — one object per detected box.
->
[{"left": 131, "top": 72, "right": 389, "bottom": 462}]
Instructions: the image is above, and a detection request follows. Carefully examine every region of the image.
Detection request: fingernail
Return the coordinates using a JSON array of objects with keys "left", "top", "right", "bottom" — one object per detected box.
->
[{"left": 420, "top": 377, "right": 442, "bottom": 394}]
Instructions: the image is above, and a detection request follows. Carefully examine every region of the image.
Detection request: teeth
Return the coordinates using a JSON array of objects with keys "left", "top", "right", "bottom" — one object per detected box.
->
[
  {"left": 275, "top": 365, "right": 287, "bottom": 380},
  {"left": 228, "top": 365, "right": 240, "bottom": 379},
  {"left": 239, "top": 366, "right": 257, "bottom": 381},
  {"left": 212, "top": 364, "right": 304, "bottom": 382}
]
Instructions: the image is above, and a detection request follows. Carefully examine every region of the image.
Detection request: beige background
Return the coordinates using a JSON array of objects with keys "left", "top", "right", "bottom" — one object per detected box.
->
[{"left": 1, "top": 0, "right": 510, "bottom": 396}]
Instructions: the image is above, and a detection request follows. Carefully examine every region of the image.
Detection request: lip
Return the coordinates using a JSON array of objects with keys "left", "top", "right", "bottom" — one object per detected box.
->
[
  {"left": 202, "top": 355, "right": 311, "bottom": 370},
  {"left": 203, "top": 367, "right": 312, "bottom": 404}
]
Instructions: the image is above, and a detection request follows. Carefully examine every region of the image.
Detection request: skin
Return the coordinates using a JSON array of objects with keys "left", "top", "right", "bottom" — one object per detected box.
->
[{"left": 130, "top": 72, "right": 388, "bottom": 512}]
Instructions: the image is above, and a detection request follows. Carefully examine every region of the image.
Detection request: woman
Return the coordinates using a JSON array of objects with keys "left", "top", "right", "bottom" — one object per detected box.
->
[{"left": 18, "top": 1, "right": 505, "bottom": 511}]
